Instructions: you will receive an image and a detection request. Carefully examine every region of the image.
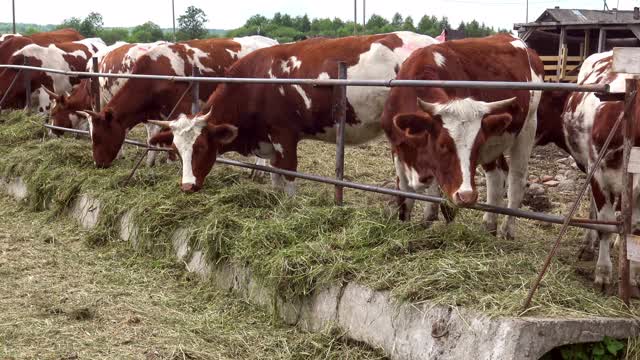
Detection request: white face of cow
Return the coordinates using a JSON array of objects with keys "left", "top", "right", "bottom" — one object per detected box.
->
[
  {"left": 394, "top": 97, "right": 516, "bottom": 205},
  {"left": 169, "top": 113, "right": 208, "bottom": 188},
  {"left": 148, "top": 109, "right": 238, "bottom": 192}
]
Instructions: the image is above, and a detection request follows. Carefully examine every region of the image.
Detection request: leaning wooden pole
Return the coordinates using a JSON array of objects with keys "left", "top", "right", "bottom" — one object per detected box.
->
[
  {"left": 619, "top": 78, "right": 637, "bottom": 305},
  {"left": 23, "top": 58, "right": 30, "bottom": 112},
  {"left": 90, "top": 57, "right": 101, "bottom": 111},
  {"left": 334, "top": 61, "right": 348, "bottom": 206},
  {"left": 191, "top": 67, "right": 200, "bottom": 114}
]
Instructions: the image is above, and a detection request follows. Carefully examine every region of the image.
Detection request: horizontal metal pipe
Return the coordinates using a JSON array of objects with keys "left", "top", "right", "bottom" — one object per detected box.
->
[
  {"left": 215, "top": 158, "right": 618, "bottom": 233},
  {"left": 41, "top": 124, "right": 617, "bottom": 233},
  {"left": 0, "top": 64, "right": 610, "bottom": 93}
]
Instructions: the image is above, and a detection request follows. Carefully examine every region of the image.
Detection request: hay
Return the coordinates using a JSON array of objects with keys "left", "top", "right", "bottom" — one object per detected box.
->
[{"left": 0, "top": 110, "right": 638, "bottom": 319}]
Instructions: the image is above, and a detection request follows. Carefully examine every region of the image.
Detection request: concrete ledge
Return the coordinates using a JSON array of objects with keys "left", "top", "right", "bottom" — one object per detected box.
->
[{"left": 2, "top": 176, "right": 639, "bottom": 359}]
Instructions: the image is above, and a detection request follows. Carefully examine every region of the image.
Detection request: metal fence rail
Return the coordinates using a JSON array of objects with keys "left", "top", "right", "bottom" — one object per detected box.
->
[{"left": 0, "top": 64, "right": 611, "bottom": 93}]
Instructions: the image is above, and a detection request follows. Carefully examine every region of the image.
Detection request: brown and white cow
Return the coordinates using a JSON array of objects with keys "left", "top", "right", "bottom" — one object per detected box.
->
[
  {"left": 0, "top": 38, "right": 106, "bottom": 113},
  {"left": 147, "top": 32, "right": 439, "bottom": 193},
  {"left": 381, "top": 34, "right": 544, "bottom": 239},
  {"left": 0, "top": 29, "right": 84, "bottom": 63},
  {"left": 76, "top": 36, "right": 278, "bottom": 168},
  {"left": 536, "top": 51, "right": 640, "bottom": 292}
]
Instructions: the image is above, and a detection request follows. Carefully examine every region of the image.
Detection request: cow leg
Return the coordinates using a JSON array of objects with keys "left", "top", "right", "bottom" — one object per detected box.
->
[
  {"left": 422, "top": 184, "right": 440, "bottom": 226},
  {"left": 270, "top": 136, "right": 298, "bottom": 197},
  {"left": 591, "top": 179, "right": 614, "bottom": 292},
  {"left": 482, "top": 160, "right": 507, "bottom": 236},
  {"left": 144, "top": 123, "right": 162, "bottom": 166},
  {"left": 394, "top": 155, "right": 415, "bottom": 221},
  {"left": 578, "top": 194, "right": 599, "bottom": 261},
  {"left": 630, "top": 174, "right": 640, "bottom": 296},
  {"left": 500, "top": 109, "right": 536, "bottom": 240},
  {"left": 251, "top": 157, "right": 268, "bottom": 180}
]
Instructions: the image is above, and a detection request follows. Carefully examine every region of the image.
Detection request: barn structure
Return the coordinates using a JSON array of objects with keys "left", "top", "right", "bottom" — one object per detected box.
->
[{"left": 514, "top": 6, "right": 640, "bottom": 82}]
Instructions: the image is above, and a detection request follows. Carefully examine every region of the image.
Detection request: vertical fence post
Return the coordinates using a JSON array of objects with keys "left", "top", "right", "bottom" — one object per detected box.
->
[
  {"left": 23, "top": 57, "right": 31, "bottom": 112},
  {"left": 620, "top": 78, "right": 637, "bottom": 305},
  {"left": 334, "top": 61, "right": 348, "bottom": 206},
  {"left": 90, "top": 57, "right": 101, "bottom": 112},
  {"left": 191, "top": 67, "right": 200, "bottom": 114}
]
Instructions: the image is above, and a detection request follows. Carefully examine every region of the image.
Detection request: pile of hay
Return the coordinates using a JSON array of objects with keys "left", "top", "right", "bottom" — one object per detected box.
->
[{"left": 1, "top": 110, "right": 637, "bottom": 318}]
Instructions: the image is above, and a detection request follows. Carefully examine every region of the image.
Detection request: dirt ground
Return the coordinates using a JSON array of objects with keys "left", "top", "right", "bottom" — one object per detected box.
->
[{"left": 0, "top": 194, "right": 385, "bottom": 360}]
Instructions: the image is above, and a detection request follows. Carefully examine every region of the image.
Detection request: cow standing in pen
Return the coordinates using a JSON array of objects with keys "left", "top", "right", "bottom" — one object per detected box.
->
[
  {"left": 381, "top": 34, "right": 544, "bottom": 240},
  {"left": 75, "top": 36, "right": 278, "bottom": 168},
  {"left": 535, "top": 51, "right": 640, "bottom": 293},
  {"left": 147, "top": 32, "right": 439, "bottom": 194},
  {"left": 0, "top": 38, "right": 106, "bottom": 113}
]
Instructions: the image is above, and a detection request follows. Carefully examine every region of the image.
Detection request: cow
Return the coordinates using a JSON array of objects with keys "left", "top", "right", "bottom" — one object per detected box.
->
[
  {"left": 0, "top": 29, "right": 84, "bottom": 65},
  {"left": 0, "top": 38, "right": 106, "bottom": 113},
  {"left": 535, "top": 51, "right": 640, "bottom": 292},
  {"left": 380, "top": 34, "right": 544, "bottom": 240},
  {"left": 146, "top": 32, "right": 439, "bottom": 194},
  {"left": 48, "top": 41, "right": 173, "bottom": 165},
  {"left": 74, "top": 36, "right": 279, "bottom": 168}
]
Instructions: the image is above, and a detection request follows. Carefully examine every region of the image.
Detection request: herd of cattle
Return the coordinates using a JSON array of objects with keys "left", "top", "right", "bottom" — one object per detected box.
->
[{"left": 0, "top": 28, "right": 636, "bottom": 293}]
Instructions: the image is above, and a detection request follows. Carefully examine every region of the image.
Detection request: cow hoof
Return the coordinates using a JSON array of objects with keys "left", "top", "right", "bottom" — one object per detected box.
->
[
  {"left": 594, "top": 266, "right": 612, "bottom": 293},
  {"left": 484, "top": 223, "right": 497, "bottom": 236},
  {"left": 498, "top": 224, "right": 515, "bottom": 240}
]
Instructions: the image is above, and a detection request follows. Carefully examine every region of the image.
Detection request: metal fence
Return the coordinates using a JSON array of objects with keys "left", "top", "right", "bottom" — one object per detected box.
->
[{"left": 0, "top": 58, "right": 635, "bottom": 309}]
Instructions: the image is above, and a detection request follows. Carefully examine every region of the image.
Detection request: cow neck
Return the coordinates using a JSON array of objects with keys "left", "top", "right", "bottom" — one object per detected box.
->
[
  {"left": 536, "top": 91, "right": 571, "bottom": 153},
  {"left": 206, "top": 90, "right": 254, "bottom": 156},
  {"left": 105, "top": 79, "right": 154, "bottom": 131}
]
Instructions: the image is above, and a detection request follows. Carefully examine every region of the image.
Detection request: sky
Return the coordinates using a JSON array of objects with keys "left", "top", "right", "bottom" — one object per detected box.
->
[{"left": 3, "top": 0, "right": 640, "bottom": 32}]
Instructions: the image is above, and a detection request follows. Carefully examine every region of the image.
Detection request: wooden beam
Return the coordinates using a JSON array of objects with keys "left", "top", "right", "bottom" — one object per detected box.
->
[
  {"left": 628, "top": 24, "right": 640, "bottom": 40},
  {"left": 598, "top": 28, "right": 607, "bottom": 52},
  {"left": 584, "top": 30, "right": 591, "bottom": 57},
  {"left": 557, "top": 27, "right": 567, "bottom": 82}
]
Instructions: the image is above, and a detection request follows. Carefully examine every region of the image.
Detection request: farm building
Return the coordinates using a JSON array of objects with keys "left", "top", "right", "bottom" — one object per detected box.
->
[{"left": 515, "top": 6, "right": 640, "bottom": 81}]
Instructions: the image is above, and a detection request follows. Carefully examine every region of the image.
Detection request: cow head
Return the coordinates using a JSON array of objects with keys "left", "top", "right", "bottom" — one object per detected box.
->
[
  {"left": 393, "top": 97, "right": 516, "bottom": 206},
  {"left": 148, "top": 109, "right": 238, "bottom": 192},
  {"left": 45, "top": 87, "right": 82, "bottom": 136},
  {"left": 76, "top": 109, "right": 126, "bottom": 168}
]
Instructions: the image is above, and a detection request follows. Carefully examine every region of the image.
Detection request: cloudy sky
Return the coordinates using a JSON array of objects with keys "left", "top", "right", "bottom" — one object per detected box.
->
[{"left": 3, "top": 0, "right": 640, "bottom": 32}]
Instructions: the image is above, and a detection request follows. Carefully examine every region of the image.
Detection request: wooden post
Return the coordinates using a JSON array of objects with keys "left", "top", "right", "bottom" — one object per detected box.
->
[
  {"left": 334, "top": 61, "right": 348, "bottom": 206},
  {"left": 191, "top": 67, "right": 200, "bottom": 114},
  {"left": 90, "top": 57, "right": 100, "bottom": 111},
  {"left": 620, "top": 78, "right": 637, "bottom": 305},
  {"left": 557, "top": 27, "right": 567, "bottom": 82},
  {"left": 353, "top": 0, "right": 357, "bottom": 35},
  {"left": 12, "top": 0, "right": 16, "bottom": 34},
  {"left": 23, "top": 57, "right": 31, "bottom": 112},
  {"left": 584, "top": 30, "right": 591, "bottom": 59},
  {"left": 598, "top": 28, "right": 607, "bottom": 52}
]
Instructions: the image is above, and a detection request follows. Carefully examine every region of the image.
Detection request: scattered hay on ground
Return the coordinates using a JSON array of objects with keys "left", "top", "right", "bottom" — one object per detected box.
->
[{"left": 0, "top": 110, "right": 637, "bottom": 320}]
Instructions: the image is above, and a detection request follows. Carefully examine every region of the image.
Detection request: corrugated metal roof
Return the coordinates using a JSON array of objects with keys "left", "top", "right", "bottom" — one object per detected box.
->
[{"left": 538, "top": 8, "right": 638, "bottom": 24}]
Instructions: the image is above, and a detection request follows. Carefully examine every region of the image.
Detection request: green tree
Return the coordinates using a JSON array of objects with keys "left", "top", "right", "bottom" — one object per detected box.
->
[
  {"left": 246, "top": 14, "right": 269, "bottom": 27},
  {"left": 391, "top": 13, "right": 404, "bottom": 28},
  {"left": 99, "top": 28, "right": 129, "bottom": 45},
  {"left": 129, "top": 22, "right": 165, "bottom": 43},
  {"left": 402, "top": 16, "right": 416, "bottom": 31},
  {"left": 366, "top": 14, "right": 389, "bottom": 32},
  {"left": 58, "top": 12, "right": 103, "bottom": 37},
  {"left": 177, "top": 6, "right": 208, "bottom": 40}
]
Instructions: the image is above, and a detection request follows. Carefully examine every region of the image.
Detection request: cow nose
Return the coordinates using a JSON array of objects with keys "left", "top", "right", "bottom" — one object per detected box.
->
[
  {"left": 454, "top": 190, "right": 478, "bottom": 206},
  {"left": 181, "top": 183, "right": 200, "bottom": 193}
]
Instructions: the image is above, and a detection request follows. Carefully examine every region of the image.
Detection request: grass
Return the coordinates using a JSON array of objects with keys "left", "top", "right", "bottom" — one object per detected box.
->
[
  {"left": 0, "top": 110, "right": 638, "bottom": 320},
  {"left": 0, "top": 192, "right": 386, "bottom": 359}
]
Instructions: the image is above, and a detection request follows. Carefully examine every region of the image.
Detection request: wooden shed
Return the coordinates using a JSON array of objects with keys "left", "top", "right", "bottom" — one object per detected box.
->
[{"left": 514, "top": 7, "right": 640, "bottom": 82}]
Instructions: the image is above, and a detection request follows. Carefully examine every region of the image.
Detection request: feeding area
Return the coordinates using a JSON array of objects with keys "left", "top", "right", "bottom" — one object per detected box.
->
[{"left": 2, "top": 109, "right": 640, "bottom": 359}]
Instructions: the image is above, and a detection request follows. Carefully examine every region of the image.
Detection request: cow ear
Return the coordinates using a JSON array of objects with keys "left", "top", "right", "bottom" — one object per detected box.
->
[
  {"left": 393, "top": 112, "right": 437, "bottom": 138},
  {"left": 481, "top": 113, "right": 512, "bottom": 136},
  {"left": 104, "top": 109, "right": 114, "bottom": 123},
  {"left": 208, "top": 124, "right": 238, "bottom": 145}
]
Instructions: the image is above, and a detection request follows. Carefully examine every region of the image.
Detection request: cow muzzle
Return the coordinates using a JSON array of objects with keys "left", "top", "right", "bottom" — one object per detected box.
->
[{"left": 454, "top": 190, "right": 478, "bottom": 206}]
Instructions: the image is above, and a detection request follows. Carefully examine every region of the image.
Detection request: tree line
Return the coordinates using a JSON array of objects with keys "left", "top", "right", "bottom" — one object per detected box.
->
[{"left": 1, "top": 7, "right": 509, "bottom": 45}]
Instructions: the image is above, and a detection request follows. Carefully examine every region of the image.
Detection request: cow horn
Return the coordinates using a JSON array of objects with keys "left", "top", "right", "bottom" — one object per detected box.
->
[
  {"left": 76, "top": 110, "right": 100, "bottom": 119},
  {"left": 417, "top": 98, "right": 439, "bottom": 114},
  {"left": 43, "top": 87, "right": 61, "bottom": 100},
  {"left": 147, "top": 119, "right": 173, "bottom": 129},
  {"left": 486, "top": 97, "right": 517, "bottom": 113},
  {"left": 194, "top": 107, "right": 213, "bottom": 126}
]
